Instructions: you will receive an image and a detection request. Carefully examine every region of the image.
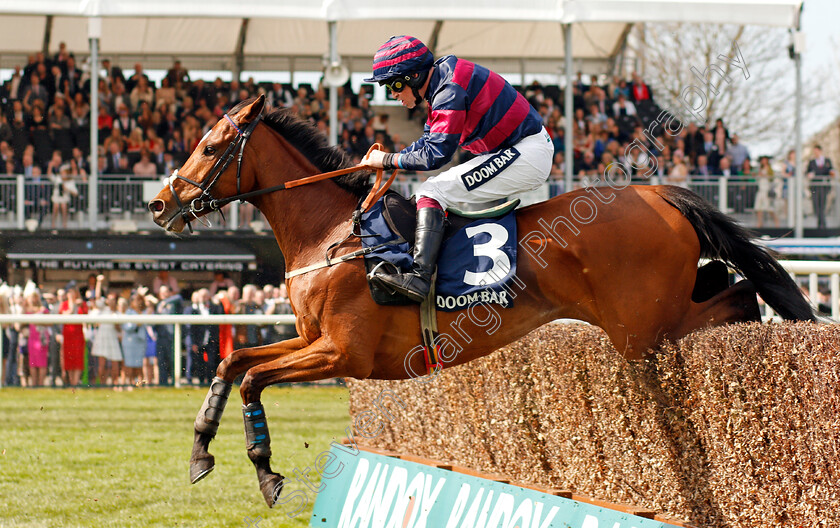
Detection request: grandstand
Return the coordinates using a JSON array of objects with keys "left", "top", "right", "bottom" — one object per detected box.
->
[{"left": 0, "top": 0, "right": 833, "bottom": 294}]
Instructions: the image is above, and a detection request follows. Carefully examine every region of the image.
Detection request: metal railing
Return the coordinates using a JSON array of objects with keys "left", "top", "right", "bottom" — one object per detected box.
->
[
  {"left": 771, "top": 260, "right": 840, "bottom": 320},
  {"left": 1, "top": 174, "right": 837, "bottom": 231},
  {"left": 0, "top": 175, "right": 252, "bottom": 231},
  {"left": 0, "top": 313, "right": 294, "bottom": 389},
  {"left": 1, "top": 258, "right": 837, "bottom": 389}
]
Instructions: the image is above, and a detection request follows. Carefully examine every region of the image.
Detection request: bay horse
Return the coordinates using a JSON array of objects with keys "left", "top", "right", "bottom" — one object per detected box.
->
[{"left": 148, "top": 95, "right": 814, "bottom": 507}]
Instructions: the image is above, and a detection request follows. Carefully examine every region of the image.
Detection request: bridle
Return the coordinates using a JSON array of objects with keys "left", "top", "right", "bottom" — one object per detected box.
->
[
  {"left": 162, "top": 110, "right": 396, "bottom": 233},
  {"left": 164, "top": 113, "right": 261, "bottom": 232}
]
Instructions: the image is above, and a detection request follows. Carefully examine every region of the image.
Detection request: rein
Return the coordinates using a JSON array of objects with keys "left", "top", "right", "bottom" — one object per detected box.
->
[{"left": 165, "top": 110, "right": 397, "bottom": 232}]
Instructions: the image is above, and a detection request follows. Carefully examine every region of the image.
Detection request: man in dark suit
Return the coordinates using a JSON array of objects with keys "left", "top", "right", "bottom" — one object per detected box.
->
[
  {"left": 62, "top": 55, "right": 83, "bottom": 98},
  {"left": 701, "top": 131, "right": 721, "bottom": 172},
  {"left": 166, "top": 60, "right": 190, "bottom": 86},
  {"left": 104, "top": 141, "right": 127, "bottom": 174},
  {"left": 125, "top": 63, "right": 150, "bottom": 93},
  {"left": 155, "top": 284, "right": 183, "bottom": 386},
  {"left": 3, "top": 66, "right": 23, "bottom": 101},
  {"left": 188, "top": 79, "right": 214, "bottom": 109},
  {"left": 807, "top": 145, "right": 836, "bottom": 230},
  {"left": 684, "top": 123, "right": 705, "bottom": 162},
  {"left": 21, "top": 72, "right": 49, "bottom": 113},
  {"left": 186, "top": 288, "right": 222, "bottom": 385}
]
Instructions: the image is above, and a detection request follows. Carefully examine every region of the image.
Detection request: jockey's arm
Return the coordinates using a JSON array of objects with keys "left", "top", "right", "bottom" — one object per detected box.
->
[
  {"left": 362, "top": 125, "right": 459, "bottom": 172},
  {"left": 364, "top": 84, "right": 467, "bottom": 172}
]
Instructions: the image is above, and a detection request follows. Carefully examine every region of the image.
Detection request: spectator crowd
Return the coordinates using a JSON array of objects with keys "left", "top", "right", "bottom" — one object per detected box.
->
[
  {"left": 0, "top": 271, "right": 297, "bottom": 388},
  {"left": 524, "top": 72, "right": 836, "bottom": 227},
  {"left": 0, "top": 45, "right": 401, "bottom": 227},
  {"left": 1, "top": 45, "right": 837, "bottom": 228},
  {"left": 0, "top": 49, "right": 838, "bottom": 389}
]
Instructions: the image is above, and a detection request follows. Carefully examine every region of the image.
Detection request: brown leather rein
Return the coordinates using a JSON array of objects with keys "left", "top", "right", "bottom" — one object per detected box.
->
[
  {"left": 166, "top": 111, "right": 396, "bottom": 231},
  {"left": 281, "top": 145, "right": 402, "bottom": 279},
  {"left": 166, "top": 111, "right": 398, "bottom": 275},
  {"left": 200, "top": 142, "right": 395, "bottom": 215},
  {"left": 282, "top": 143, "right": 398, "bottom": 214}
]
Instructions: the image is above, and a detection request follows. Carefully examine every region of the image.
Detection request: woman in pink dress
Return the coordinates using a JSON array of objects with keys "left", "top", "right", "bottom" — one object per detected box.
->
[{"left": 25, "top": 291, "right": 50, "bottom": 386}]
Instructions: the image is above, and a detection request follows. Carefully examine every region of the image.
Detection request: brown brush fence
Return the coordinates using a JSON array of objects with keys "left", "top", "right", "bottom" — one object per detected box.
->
[{"left": 347, "top": 322, "right": 840, "bottom": 527}]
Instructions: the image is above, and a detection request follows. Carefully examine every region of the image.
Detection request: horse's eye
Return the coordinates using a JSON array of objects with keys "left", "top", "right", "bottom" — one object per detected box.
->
[{"left": 203, "top": 145, "right": 216, "bottom": 156}]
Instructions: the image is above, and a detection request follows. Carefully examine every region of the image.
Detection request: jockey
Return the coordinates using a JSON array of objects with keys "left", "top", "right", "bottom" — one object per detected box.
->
[{"left": 362, "top": 35, "right": 553, "bottom": 303}]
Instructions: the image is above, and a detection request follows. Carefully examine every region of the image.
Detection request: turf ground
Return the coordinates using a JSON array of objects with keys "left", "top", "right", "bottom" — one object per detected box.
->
[{"left": 0, "top": 385, "right": 350, "bottom": 528}]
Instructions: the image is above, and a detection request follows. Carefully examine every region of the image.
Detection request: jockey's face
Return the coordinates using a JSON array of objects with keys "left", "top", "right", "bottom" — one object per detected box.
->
[
  {"left": 386, "top": 70, "right": 430, "bottom": 109},
  {"left": 390, "top": 81, "right": 417, "bottom": 109}
]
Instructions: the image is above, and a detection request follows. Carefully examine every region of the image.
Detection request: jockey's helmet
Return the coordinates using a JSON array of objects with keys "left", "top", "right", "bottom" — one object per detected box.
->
[{"left": 365, "top": 35, "right": 434, "bottom": 104}]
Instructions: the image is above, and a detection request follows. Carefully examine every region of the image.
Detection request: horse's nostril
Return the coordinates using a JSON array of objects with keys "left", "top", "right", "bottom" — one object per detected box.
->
[{"left": 149, "top": 200, "right": 165, "bottom": 213}]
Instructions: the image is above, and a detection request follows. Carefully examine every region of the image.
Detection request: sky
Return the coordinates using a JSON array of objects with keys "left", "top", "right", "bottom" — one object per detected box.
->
[{"left": 799, "top": 0, "right": 840, "bottom": 140}]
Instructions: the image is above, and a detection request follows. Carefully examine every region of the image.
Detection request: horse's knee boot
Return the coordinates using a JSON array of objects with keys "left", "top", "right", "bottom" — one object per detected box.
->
[
  {"left": 195, "top": 377, "right": 232, "bottom": 437},
  {"left": 243, "top": 402, "right": 272, "bottom": 459}
]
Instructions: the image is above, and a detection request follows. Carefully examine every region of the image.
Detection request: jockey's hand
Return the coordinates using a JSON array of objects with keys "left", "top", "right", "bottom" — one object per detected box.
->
[{"left": 361, "top": 149, "right": 387, "bottom": 169}]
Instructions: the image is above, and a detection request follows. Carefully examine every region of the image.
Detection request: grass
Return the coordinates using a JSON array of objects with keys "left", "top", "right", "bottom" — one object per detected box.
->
[{"left": 0, "top": 385, "right": 351, "bottom": 528}]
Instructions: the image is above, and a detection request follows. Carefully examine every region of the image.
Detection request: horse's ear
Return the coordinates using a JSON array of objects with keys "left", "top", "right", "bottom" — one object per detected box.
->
[{"left": 240, "top": 94, "right": 266, "bottom": 123}]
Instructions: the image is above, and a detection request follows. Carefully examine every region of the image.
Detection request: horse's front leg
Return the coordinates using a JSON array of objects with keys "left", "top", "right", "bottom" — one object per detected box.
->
[
  {"left": 239, "top": 336, "right": 367, "bottom": 507},
  {"left": 190, "top": 336, "right": 309, "bottom": 484}
]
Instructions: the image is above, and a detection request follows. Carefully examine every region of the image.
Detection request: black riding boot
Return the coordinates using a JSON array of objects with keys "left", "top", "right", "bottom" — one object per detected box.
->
[{"left": 376, "top": 207, "right": 446, "bottom": 303}]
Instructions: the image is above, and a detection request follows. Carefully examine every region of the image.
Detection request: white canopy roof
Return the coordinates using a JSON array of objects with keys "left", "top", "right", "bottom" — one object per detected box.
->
[{"left": 0, "top": 0, "right": 803, "bottom": 73}]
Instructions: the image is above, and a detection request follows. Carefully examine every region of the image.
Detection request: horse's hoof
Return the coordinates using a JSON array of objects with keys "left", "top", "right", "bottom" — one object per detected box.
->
[
  {"left": 189, "top": 455, "right": 215, "bottom": 484},
  {"left": 260, "top": 473, "right": 285, "bottom": 508}
]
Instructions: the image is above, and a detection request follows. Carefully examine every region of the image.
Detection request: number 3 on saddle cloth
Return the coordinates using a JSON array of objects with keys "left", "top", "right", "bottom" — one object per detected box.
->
[{"left": 360, "top": 192, "right": 518, "bottom": 312}]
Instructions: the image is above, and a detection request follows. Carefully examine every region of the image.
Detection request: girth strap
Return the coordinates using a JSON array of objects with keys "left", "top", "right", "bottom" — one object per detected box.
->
[{"left": 284, "top": 239, "right": 404, "bottom": 279}]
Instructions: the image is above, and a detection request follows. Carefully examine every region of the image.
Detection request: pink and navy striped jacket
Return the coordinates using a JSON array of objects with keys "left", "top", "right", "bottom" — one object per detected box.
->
[{"left": 397, "top": 55, "right": 543, "bottom": 171}]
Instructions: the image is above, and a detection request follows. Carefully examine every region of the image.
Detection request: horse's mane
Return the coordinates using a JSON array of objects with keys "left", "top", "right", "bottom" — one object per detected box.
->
[{"left": 231, "top": 98, "right": 372, "bottom": 198}]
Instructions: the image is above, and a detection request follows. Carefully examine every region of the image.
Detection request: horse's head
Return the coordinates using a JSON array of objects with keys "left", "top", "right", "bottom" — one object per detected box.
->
[{"left": 148, "top": 95, "right": 266, "bottom": 233}]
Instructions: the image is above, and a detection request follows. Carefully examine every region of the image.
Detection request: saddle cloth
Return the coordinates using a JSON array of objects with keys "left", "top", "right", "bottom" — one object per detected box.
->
[{"left": 359, "top": 192, "right": 517, "bottom": 312}]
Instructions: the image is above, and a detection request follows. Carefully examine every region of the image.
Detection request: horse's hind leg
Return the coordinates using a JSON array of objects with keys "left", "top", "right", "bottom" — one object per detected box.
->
[
  {"left": 238, "top": 337, "right": 364, "bottom": 507},
  {"left": 189, "top": 337, "right": 309, "bottom": 484},
  {"left": 692, "top": 260, "right": 731, "bottom": 302},
  {"left": 672, "top": 279, "right": 761, "bottom": 341}
]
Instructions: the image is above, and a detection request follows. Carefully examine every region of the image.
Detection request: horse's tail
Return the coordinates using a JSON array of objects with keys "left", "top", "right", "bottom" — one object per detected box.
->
[{"left": 655, "top": 185, "right": 816, "bottom": 321}]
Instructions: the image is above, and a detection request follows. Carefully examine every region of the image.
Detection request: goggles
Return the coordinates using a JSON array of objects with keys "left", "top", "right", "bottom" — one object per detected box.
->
[{"left": 383, "top": 76, "right": 411, "bottom": 93}]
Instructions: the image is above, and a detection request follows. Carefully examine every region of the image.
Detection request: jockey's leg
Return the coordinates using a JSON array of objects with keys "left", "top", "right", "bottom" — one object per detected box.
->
[
  {"left": 375, "top": 128, "right": 553, "bottom": 303},
  {"left": 375, "top": 198, "right": 445, "bottom": 303}
]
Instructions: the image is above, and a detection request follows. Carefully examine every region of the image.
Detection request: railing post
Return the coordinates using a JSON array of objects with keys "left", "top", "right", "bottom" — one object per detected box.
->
[
  {"left": 809, "top": 273, "right": 818, "bottom": 310},
  {"left": 174, "top": 322, "right": 182, "bottom": 388},
  {"left": 718, "top": 176, "right": 728, "bottom": 213},
  {"left": 16, "top": 175, "right": 24, "bottom": 229},
  {"left": 231, "top": 202, "right": 239, "bottom": 230},
  {"left": 788, "top": 179, "right": 796, "bottom": 230},
  {"left": 88, "top": 19, "right": 100, "bottom": 232},
  {"left": 831, "top": 273, "right": 839, "bottom": 320}
]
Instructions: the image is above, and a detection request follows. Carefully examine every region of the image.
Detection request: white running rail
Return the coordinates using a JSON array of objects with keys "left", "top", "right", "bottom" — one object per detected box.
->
[{"left": 1, "top": 260, "right": 838, "bottom": 389}]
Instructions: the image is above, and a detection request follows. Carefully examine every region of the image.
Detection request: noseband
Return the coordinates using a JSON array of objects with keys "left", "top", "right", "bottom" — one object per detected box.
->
[{"left": 166, "top": 112, "right": 262, "bottom": 231}]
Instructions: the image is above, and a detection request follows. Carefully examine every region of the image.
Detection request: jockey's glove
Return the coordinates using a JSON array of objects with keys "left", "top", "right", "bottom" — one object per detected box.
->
[{"left": 362, "top": 150, "right": 398, "bottom": 170}]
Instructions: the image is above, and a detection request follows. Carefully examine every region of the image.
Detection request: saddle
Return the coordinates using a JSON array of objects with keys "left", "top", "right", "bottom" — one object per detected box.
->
[
  {"left": 379, "top": 192, "right": 520, "bottom": 247},
  {"left": 364, "top": 191, "right": 519, "bottom": 306},
  {"left": 362, "top": 191, "right": 520, "bottom": 376}
]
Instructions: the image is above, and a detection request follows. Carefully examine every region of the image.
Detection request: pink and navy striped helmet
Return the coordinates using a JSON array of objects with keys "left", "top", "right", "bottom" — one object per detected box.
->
[{"left": 364, "top": 35, "right": 434, "bottom": 83}]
